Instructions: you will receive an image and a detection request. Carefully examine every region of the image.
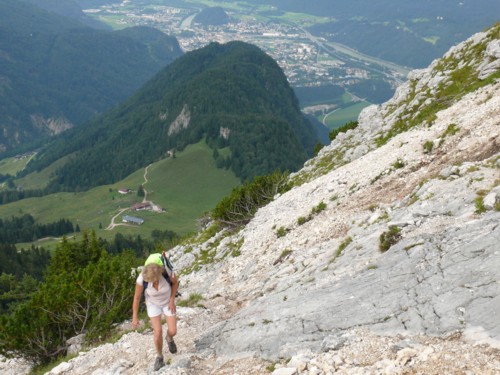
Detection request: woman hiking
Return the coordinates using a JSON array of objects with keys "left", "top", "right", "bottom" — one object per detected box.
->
[{"left": 132, "top": 253, "right": 179, "bottom": 371}]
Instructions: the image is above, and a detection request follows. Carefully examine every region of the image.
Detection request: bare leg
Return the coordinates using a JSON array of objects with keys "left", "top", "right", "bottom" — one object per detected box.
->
[
  {"left": 165, "top": 315, "right": 177, "bottom": 353},
  {"left": 150, "top": 315, "right": 163, "bottom": 356},
  {"left": 165, "top": 315, "right": 177, "bottom": 339}
]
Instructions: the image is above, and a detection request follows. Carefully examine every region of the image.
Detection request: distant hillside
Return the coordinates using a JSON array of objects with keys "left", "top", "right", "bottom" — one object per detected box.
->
[
  {"left": 22, "top": 0, "right": 110, "bottom": 29},
  {"left": 25, "top": 41, "right": 318, "bottom": 191},
  {"left": 248, "top": 0, "right": 500, "bottom": 68},
  {"left": 0, "top": 0, "right": 183, "bottom": 155},
  {"left": 193, "top": 7, "right": 231, "bottom": 26}
]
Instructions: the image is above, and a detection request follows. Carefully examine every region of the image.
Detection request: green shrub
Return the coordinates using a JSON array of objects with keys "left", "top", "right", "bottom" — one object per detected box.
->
[
  {"left": 329, "top": 236, "right": 352, "bottom": 263},
  {"left": 423, "top": 140, "right": 434, "bottom": 154},
  {"left": 329, "top": 121, "right": 358, "bottom": 141},
  {"left": 311, "top": 201, "right": 327, "bottom": 215},
  {"left": 276, "top": 226, "right": 288, "bottom": 238},
  {"left": 0, "top": 231, "right": 137, "bottom": 364},
  {"left": 475, "top": 196, "right": 486, "bottom": 214},
  {"left": 297, "top": 216, "right": 307, "bottom": 225},
  {"left": 379, "top": 226, "right": 402, "bottom": 252},
  {"left": 392, "top": 158, "right": 405, "bottom": 169},
  {"left": 442, "top": 123, "right": 459, "bottom": 137},
  {"left": 212, "top": 171, "right": 291, "bottom": 227}
]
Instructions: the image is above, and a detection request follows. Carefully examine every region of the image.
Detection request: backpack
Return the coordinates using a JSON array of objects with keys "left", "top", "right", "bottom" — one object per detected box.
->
[{"left": 143, "top": 252, "right": 181, "bottom": 297}]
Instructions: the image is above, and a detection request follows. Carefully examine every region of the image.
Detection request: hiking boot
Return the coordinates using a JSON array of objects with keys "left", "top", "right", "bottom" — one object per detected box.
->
[
  {"left": 153, "top": 356, "right": 165, "bottom": 371},
  {"left": 166, "top": 336, "right": 177, "bottom": 354}
]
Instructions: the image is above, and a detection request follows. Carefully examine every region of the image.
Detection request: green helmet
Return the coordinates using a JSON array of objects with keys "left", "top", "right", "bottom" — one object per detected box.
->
[{"left": 145, "top": 253, "right": 162, "bottom": 266}]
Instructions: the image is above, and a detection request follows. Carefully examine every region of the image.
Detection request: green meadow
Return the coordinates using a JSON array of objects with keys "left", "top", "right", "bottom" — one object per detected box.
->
[
  {"left": 0, "top": 156, "right": 32, "bottom": 177},
  {"left": 0, "top": 140, "right": 240, "bottom": 249},
  {"left": 321, "top": 101, "right": 371, "bottom": 130}
]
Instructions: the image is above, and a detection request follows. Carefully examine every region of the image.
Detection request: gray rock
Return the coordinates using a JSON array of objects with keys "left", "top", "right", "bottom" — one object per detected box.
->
[
  {"left": 66, "top": 334, "right": 85, "bottom": 357},
  {"left": 321, "top": 333, "right": 347, "bottom": 352},
  {"left": 483, "top": 191, "right": 498, "bottom": 209},
  {"left": 196, "top": 216, "right": 500, "bottom": 360}
]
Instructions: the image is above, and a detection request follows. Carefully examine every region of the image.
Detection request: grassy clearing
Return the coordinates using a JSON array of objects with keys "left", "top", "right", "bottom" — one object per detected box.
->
[
  {"left": 0, "top": 140, "right": 240, "bottom": 246},
  {"left": 0, "top": 156, "right": 31, "bottom": 176},
  {"left": 323, "top": 101, "right": 370, "bottom": 130}
]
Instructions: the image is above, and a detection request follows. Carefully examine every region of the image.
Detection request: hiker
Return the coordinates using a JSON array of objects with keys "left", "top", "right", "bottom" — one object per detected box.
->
[{"left": 132, "top": 253, "right": 179, "bottom": 371}]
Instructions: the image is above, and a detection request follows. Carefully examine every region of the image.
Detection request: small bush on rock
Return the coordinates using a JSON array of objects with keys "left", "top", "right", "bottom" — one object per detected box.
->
[{"left": 379, "top": 226, "right": 402, "bottom": 252}]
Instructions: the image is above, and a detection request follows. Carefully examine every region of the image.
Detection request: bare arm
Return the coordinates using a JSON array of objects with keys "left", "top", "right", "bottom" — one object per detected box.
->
[
  {"left": 168, "top": 274, "right": 179, "bottom": 314},
  {"left": 132, "top": 283, "right": 143, "bottom": 329}
]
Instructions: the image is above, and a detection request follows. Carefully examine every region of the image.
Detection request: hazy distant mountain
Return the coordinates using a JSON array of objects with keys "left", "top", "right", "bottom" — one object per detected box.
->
[
  {"left": 0, "top": 0, "right": 183, "bottom": 155},
  {"left": 247, "top": 0, "right": 500, "bottom": 67},
  {"left": 26, "top": 41, "right": 318, "bottom": 191},
  {"left": 22, "top": 0, "right": 110, "bottom": 29}
]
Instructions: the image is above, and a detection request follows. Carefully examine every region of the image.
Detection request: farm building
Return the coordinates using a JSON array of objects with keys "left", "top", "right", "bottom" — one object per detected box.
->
[
  {"left": 122, "top": 215, "right": 144, "bottom": 225},
  {"left": 118, "top": 188, "right": 132, "bottom": 194},
  {"left": 132, "top": 202, "right": 152, "bottom": 211}
]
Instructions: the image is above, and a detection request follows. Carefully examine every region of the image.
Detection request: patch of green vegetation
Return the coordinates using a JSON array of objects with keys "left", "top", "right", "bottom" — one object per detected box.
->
[
  {"left": 177, "top": 293, "right": 204, "bottom": 308},
  {"left": 475, "top": 195, "right": 486, "bottom": 214},
  {"left": 379, "top": 226, "right": 402, "bottom": 252},
  {"left": 291, "top": 148, "right": 347, "bottom": 186},
  {"left": 212, "top": 170, "right": 291, "bottom": 227},
  {"left": 328, "top": 120, "right": 359, "bottom": 141},
  {"left": 324, "top": 103, "right": 369, "bottom": 130},
  {"left": 229, "top": 237, "right": 244, "bottom": 257},
  {"left": 0, "top": 156, "right": 32, "bottom": 177},
  {"left": 297, "top": 216, "right": 307, "bottom": 225},
  {"left": 266, "top": 362, "right": 277, "bottom": 373},
  {"left": 197, "top": 222, "right": 222, "bottom": 243},
  {"left": 442, "top": 123, "right": 460, "bottom": 137},
  {"left": 392, "top": 158, "right": 405, "bottom": 169},
  {"left": 329, "top": 236, "right": 352, "bottom": 264},
  {"left": 295, "top": 201, "right": 328, "bottom": 226},
  {"left": 404, "top": 242, "right": 423, "bottom": 251},
  {"left": 276, "top": 226, "right": 288, "bottom": 238},
  {"left": 274, "top": 249, "right": 292, "bottom": 264},
  {"left": 423, "top": 140, "right": 434, "bottom": 154},
  {"left": 311, "top": 201, "right": 327, "bottom": 214}
]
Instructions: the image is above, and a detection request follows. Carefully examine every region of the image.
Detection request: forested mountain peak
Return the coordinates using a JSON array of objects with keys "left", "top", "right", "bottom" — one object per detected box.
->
[{"left": 26, "top": 40, "right": 318, "bottom": 191}]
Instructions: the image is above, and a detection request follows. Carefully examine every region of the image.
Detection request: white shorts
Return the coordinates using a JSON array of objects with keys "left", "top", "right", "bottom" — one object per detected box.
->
[{"left": 146, "top": 302, "right": 176, "bottom": 318}]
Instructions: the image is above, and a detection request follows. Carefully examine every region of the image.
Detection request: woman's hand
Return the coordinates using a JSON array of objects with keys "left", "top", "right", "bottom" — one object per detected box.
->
[
  {"left": 168, "top": 298, "right": 177, "bottom": 315},
  {"left": 132, "top": 317, "right": 140, "bottom": 330}
]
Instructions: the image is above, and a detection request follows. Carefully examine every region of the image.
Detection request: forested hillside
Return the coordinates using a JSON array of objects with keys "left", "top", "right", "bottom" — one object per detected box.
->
[
  {"left": 0, "top": 0, "right": 183, "bottom": 155},
  {"left": 24, "top": 41, "right": 318, "bottom": 191}
]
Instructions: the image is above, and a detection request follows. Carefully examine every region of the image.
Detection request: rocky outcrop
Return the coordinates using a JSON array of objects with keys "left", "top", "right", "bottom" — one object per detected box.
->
[
  {"left": 30, "top": 114, "right": 73, "bottom": 135},
  {"left": 167, "top": 104, "right": 191, "bottom": 136}
]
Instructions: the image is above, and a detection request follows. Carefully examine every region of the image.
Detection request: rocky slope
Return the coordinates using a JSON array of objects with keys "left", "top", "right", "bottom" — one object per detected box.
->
[{"left": 4, "top": 24, "right": 500, "bottom": 375}]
